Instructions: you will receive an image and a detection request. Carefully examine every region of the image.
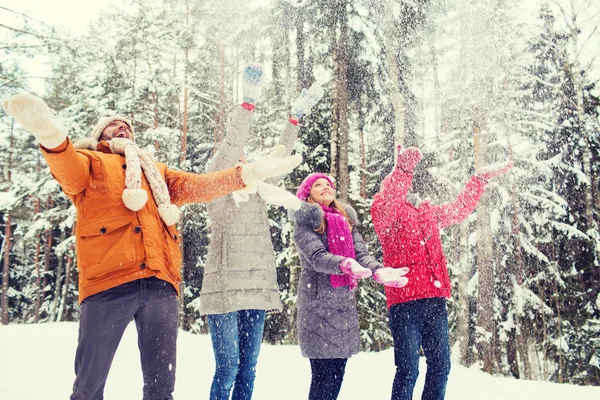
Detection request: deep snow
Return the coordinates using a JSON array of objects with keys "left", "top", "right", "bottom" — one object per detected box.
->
[{"left": 1, "top": 322, "right": 599, "bottom": 399}]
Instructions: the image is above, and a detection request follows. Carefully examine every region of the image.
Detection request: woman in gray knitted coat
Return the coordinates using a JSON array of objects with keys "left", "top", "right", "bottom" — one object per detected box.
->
[
  {"left": 200, "top": 63, "right": 324, "bottom": 400},
  {"left": 292, "top": 173, "right": 410, "bottom": 400}
]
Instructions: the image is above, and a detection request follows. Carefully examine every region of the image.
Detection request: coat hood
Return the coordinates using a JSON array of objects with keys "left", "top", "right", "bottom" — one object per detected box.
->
[{"left": 291, "top": 201, "right": 360, "bottom": 229}]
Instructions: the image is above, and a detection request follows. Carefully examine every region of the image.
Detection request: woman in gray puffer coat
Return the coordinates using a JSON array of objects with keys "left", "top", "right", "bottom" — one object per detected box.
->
[
  {"left": 200, "top": 63, "right": 324, "bottom": 400},
  {"left": 292, "top": 173, "right": 409, "bottom": 400}
]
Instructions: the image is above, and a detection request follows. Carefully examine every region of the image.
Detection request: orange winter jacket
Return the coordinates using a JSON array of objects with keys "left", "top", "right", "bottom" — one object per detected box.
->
[{"left": 41, "top": 139, "right": 245, "bottom": 303}]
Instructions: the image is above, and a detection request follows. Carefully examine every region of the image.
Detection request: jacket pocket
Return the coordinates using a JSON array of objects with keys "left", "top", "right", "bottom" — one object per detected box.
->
[
  {"left": 77, "top": 218, "right": 136, "bottom": 280},
  {"left": 88, "top": 159, "right": 107, "bottom": 194}
]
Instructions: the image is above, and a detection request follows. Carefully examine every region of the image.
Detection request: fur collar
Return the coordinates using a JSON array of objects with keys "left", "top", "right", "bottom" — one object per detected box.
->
[
  {"left": 73, "top": 137, "right": 99, "bottom": 150},
  {"left": 291, "top": 201, "right": 360, "bottom": 229}
]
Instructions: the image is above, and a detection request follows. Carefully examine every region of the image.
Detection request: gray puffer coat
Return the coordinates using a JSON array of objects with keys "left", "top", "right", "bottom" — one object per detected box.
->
[
  {"left": 200, "top": 106, "right": 299, "bottom": 315},
  {"left": 292, "top": 202, "right": 383, "bottom": 359}
]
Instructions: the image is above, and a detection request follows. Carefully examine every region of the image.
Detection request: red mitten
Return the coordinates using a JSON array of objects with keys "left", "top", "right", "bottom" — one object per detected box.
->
[
  {"left": 395, "top": 145, "right": 423, "bottom": 173},
  {"left": 373, "top": 267, "right": 409, "bottom": 288},
  {"left": 475, "top": 161, "right": 514, "bottom": 183},
  {"left": 340, "top": 258, "right": 372, "bottom": 279}
]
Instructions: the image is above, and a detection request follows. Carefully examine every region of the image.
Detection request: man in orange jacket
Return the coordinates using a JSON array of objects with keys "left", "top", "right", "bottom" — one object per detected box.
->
[{"left": 2, "top": 88, "right": 301, "bottom": 400}]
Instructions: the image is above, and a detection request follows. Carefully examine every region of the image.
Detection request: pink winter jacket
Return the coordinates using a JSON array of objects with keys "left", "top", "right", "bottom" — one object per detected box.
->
[{"left": 371, "top": 170, "right": 485, "bottom": 308}]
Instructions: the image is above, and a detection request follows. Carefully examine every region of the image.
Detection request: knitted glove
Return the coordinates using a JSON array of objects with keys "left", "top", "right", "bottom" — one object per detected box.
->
[
  {"left": 373, "top": 267, "right": 409, "bottom": 288},
  {"left": 291, "top": 83, "right": 324, "bottom": 120},
  {"left": 340, "top": 258, "right": 373, "bottom": 279},
  {"left": 474, "top": 161, "right": 514, "bottom": 183},
  {"left": 395, "top": 144, "right": 422, "bottom": 173},
  {"left": 2, "top": 92, "right": 67, "bottom": 149},
  {"left": 241, "top": 62, "right": 264, "bottom": 106},
  {"left": 240, "top": 145, "right": 302, "bottom": 187}
]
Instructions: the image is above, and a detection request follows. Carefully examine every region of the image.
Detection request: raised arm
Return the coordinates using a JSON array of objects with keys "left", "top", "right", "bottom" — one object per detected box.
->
[
  {"left": 432, "top": 176, "right": 485, "bottom": 229},
  {"left": 3, "top": 93, "right": 90, "bottom": 195},
  {"left": 207, "top": 63, "right": 264, "bottom": 173},
  {"left": 433, "top": 161, "right": 513, "bottom": 229},
  {"left": 266, "top": 84, "right": 324, "bottom": 185}
]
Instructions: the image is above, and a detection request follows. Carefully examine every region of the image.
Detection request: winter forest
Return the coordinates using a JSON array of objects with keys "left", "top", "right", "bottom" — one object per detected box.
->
[{"left": 1, "top": 0, "right": 599, "bottom": 388}]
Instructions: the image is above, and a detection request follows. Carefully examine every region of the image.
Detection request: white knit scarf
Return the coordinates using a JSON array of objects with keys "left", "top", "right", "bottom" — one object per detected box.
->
[{"left": 109, "top": 138, "right": 181, "bottom": 225}]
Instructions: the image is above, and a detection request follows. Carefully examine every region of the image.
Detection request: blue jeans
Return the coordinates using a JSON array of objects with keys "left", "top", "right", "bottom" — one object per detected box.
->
[
  {"left": 207, "top": 310, "right": 266, "bottom": 400},
  {"left": 389, "top": 297, "right": 451, "bottom": 400},
  {"left": 308, "top": 358, "right": 348, "bottom": 400},
  {"left": 71, "top": 277, "right": 178, "bottom": 400}
]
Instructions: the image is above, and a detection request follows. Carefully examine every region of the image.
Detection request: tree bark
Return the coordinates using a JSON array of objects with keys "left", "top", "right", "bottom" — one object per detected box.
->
[
  {"left": 34, "top": 198, "right": 41, "bottom": 323},
  {"left": 329, "top": 0, "right": 350, "bottom": 202},
  {"left": 49, "top": 229, "right": 66, "bottom": 322},
  {"left": 382, "top": 0, "right": 405, "bottom": 146},
  {"left": 1, "top": 121, "right": 13, "bottom": 325},
  {"left": 473, "top": 115, "right": 495, "bottom": 374}
]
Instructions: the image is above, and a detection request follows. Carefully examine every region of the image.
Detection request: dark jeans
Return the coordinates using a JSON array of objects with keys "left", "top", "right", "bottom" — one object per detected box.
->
[
  {"left": 389, "top": 297, "right": 451, "bottom": 400},
  {"left": 70, "top": 277, "right": 178, "bottom": 400},
  {"left": 207, "top": 310, "right": 266, "bottom": 400},
  {"left": 308, "top": 358, "right": 348, "bottom": 400}
]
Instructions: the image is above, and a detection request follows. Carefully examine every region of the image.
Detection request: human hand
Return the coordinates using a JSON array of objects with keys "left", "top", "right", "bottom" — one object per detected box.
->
[
  {"left": 373, "top": 267, "right": 409, "bottom": 288},
  {"left": 291, "top": 83, "right": 324, "bottom": 120},
  {"left": 240, "top": 145, "right": 302, "bottom": 187},
  {"left": 241, "top": 62, "right": 264, "bottom": 105},
  {"left": 340, "top": 258, "right": 373, "bottom": 279},
  {"left": 2, "top": 92, "right": 67, "bottom": 149},
  {"left": 395, "top": 145, "right": 422, "bottom": 173}
]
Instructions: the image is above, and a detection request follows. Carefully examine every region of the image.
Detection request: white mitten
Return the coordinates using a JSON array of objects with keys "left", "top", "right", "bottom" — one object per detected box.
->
[
  {"left": 256, "top": 182, "right": 301, "bottom": 210},
  {"left": 340, "top": 258, "right": 372, "bottom": 279},
  {"left": 373, "top": 267, "right": 409, "bottom": 288},
  {"left": 241, "top": 62, "right": 264, "bottom": 105},
  {"left": 240, "top": 145, "right": 302, "bottom": 187},
  {"left": 291, "top": 83, "right": 324, "bottom": 120},
  {"left": 2, "top": 92, "right": 67, "bottom": 149}
]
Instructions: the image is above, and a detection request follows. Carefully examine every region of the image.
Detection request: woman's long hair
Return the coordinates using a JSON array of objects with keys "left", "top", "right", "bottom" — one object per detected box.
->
[{"left": 307, "top": 197, "right": 352, "bottom": 234}]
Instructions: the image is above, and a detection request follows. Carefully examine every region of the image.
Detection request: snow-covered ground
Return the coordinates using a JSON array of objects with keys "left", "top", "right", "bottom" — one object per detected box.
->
[{"left": 1, "top": 322, "right": 599, "bottom": 399}]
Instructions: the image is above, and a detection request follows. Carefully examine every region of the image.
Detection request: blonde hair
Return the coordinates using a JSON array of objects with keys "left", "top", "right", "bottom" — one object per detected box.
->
[{"left": 307, "top": 197, "right": 352, "bottom": 234}]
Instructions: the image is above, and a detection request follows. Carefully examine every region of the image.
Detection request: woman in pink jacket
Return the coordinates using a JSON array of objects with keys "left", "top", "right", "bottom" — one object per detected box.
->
[{"left": 371, "top": 145, "right": 512, "bottom": 400}]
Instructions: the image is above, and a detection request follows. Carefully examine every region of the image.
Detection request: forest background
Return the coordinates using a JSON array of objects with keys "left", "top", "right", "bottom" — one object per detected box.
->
[{"left": 1, "top": 0, "right": 599, "bottom": 387}]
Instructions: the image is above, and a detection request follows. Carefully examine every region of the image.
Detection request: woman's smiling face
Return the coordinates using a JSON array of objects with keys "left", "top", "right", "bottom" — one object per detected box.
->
[{"left": 309, "top": 178, "right": 335, "bottom": 206}]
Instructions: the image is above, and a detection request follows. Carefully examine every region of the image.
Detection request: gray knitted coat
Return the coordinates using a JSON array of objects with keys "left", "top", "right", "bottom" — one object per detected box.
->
[
  {"left": 199, "top": 106, "right": 299, "bottom": 315},
  {"left": 292, "top": 202, "right": 383, "bottom": 359}
]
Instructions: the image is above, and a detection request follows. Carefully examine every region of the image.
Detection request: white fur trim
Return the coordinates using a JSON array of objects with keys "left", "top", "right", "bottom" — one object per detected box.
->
[
  {"left": 122, "top": 188, "right": 147, "bottom": 211},
  {"left": 73, "top": 137, "right": 99, "bottom": 150},
  {"left": 158, "top": 204, "right": 181, "bottom": 226}
]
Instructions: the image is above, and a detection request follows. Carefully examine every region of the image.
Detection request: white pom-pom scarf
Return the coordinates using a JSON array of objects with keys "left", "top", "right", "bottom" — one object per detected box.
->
[{"left": 110, "top": 138, "right": 181, "bottom": 225}]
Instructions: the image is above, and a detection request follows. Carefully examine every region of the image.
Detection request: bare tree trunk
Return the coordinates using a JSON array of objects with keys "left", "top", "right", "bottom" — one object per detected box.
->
[
  {"left": 329, "top": 9, "right": 339, "bottom": 186},
  {"left": 213, "top": 44, "right": 226, "bottom": 153},
  {"left": 49, "top": 229, "right": 66, "bottom": 321},
  {"left": 473, "top": 115, "right": 495, "bottom": 374},
  {"left": 1, "top": 214, "right": 11, "bottom": 325},
  {"left": 328, "top": 0, "right": 350, "bottom": 202},
  {"left": 359, "top": 104, "right": 367, "bottom": 200},
  {"left": 565, "top": 0, "right": 594, "bottom": 229},
  {"left": 1, "top": 121, "right": 13, "bottom": 325},
  {"left": 34, "top": 198, "right": 41, "bottom": 323},
  {"left": 457, "top": 129, "right": 474, "bottom": 366},
  {"left": 295, "top": 9, "right": 308, "bottom": 91},
  {"left": 382, "top": 0, "right": 405, "bottom": 146},
  {"left": 42, "top": 195, "right": 55, "bottom": 305},
  {"left": 58, "top": 223, "right": 75, "bottom": 322}
]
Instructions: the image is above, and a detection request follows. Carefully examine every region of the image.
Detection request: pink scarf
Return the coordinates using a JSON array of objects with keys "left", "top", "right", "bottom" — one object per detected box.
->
[{"left": 321, "top": 205, "right": 357, "bottom": 290}]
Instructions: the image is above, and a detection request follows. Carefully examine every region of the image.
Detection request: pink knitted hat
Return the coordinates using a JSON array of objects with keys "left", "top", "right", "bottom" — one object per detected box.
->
[{"left": 296, "top": 173, "right": 335, "bottom": 200}]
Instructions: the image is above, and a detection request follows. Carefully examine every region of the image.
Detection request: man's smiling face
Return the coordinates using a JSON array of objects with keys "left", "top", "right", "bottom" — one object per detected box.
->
[{"left": 100, "top": 120, "right": 133, "bottom": 141}]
